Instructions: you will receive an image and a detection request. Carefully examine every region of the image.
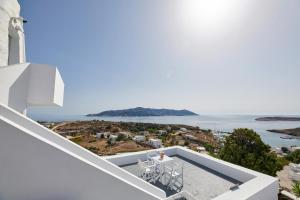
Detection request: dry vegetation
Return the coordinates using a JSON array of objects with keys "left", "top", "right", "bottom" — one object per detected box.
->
[{"left": 43, "top": 120, "right": 218, "bottom": 156}]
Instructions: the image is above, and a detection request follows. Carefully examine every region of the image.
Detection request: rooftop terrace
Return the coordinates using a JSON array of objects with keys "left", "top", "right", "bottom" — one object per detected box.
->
[
  {"left": 105, "top": 146, "right": 278, "bottom": 200},
  {"left": 121, "top": 155, "right": 240, "bottom": 200}
]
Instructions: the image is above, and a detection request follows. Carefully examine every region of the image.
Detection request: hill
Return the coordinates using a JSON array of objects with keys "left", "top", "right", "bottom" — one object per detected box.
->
[
  {"left": 86, "top": 107, "right": 198, "bottom": 117},
  {"left": 255, "top": 117, "right": 300, "bottom": 121},
  {"left": 267, "top": 127, "right": 300, "bottom": 137}
]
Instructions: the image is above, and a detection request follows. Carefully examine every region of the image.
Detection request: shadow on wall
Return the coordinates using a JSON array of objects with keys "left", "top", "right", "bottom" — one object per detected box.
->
[{"left": 8, "top": 66, "right": 30, "bottom": 114}]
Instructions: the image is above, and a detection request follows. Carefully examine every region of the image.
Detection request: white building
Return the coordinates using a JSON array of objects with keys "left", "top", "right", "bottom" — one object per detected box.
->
[
  {"left": 119, "top": 131, "right": 131, "bottom": 138},
  {"left": 180, "top": 127, "right": 188, "bottom": 132},
  {"left": 197, "top": 146, "right": 206, "bottom": 152},
  {"left": 158, "top": 130, "right": 167, "bottom": 135},
  {"left": 149, "top": 139, "right": 162, "bottom": 148},
  {"left": 0, "top": 1, "right": 278, "bottom": 200},
  {"left": 133, "top": 135, "right": 146, "bottom": 142},
  {"left": 140, "top": 130, "right": 150, "bottom": 136},
  {"left": 109, "top": 134, "right": 118, "bottom": 143},
  {"left": 0, "top": 0, "right": 64, "bottom": 115},
  {"left": 96, "top": 132, "right": 109, "bottom": 139},
  {"left": 291, "top": 146, "right": 300, "bottom": 152},
  {"left": 184, "top": 134, "right": 197, "bottom": 140}
]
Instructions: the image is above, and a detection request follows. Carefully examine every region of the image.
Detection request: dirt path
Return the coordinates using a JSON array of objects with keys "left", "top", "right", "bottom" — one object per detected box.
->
[{"left": 51, "top": 122, "right": 69, "bottom": 132}]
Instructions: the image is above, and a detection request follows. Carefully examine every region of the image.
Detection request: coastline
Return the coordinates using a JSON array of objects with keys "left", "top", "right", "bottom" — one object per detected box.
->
[
  {"left": 31, "top": 114, "right": 300, "bottom": 148},
  {"left": 267, "top": 128, "right": 300, "bottom": 138}
]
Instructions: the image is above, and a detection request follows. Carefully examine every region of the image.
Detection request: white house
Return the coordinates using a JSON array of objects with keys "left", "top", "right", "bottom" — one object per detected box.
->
[
  {"left": 291, "top": 146, "right": 300, "bottom": 152},
  {"left": 119, "top": 131, "right": 131, "bottom": 138},
  {"left": 96, "top": 132, "right": 109, "bottom": 139},
  {"left": 184, "top": 134, "right": 196, "bottom": 140},
  {"left": 180, "top": 127, "right": 188, "bottom": 132},
  {"left": 140, "top": 130, "right": 150, "bottom": 136},
  {"left": 133, "top": 135, "right": 146, "bottom": 142},
  {"left": 109, "top": 134, "right": 118, "bottom": 143},
  {"left": 197, "top": 146, "right": 206, "bottom": 152},
  {"left": 0, "top": 1, "right": 278, "bottom": 200},
  {"left": 0, "top": 0, "right": 64, "bottom": 115},
  {"left": 149, "top": 139, "right": 162, "bottom": 148},
  {"left": 157, "top": 130, "right": 167, "bottom": 135},
  {"left": 289, "top": 163, "right": 300, "bottom": 182}
]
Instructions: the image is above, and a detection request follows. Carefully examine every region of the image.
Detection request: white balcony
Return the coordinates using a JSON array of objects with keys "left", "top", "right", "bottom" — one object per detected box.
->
[
  {"left": 105, "top": 146, "right": 278, "bottom": 200},
  {"left": 0, "top": 63, "right": 64, "bottom": 113}
]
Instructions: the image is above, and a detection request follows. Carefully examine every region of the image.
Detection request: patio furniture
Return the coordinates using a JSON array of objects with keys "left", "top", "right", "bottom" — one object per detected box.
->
[
  {"left": 137, "top": 159, "right": 157, "bottom": 182},
  {"left": 147, "top": 151, "right": 160, "bottom": 161},
  {"left": 151, "top": 155, "right": 174, "bottom": 165},
  {"left": 164, "top": 162, "right": 184, "bottom": 192},
  {"left": 151, "top": 155, "right": 174, "bottom": 181}
]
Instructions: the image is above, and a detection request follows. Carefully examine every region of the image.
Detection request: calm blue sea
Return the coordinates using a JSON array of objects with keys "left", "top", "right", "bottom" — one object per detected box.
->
[{"left": 30, "top": 114, "right": 300, "bottom": 148}]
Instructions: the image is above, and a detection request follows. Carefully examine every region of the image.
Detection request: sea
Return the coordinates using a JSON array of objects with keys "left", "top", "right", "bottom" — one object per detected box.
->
[{"left": 30, "top": 114, "right": 300, "bottom": 148}]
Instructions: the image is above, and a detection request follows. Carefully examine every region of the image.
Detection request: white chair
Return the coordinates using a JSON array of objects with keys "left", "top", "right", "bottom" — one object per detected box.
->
[
  {"left": 137, "top": 159, "right": 157, "bottom": 183},
  {"left": 163, "top": 162, "right": 184, "bottom": 191}
]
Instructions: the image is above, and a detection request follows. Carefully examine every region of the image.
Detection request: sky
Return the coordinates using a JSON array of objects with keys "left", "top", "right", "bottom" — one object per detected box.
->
[{"left": 19, "top": 0, "right": 300, "bottom": 117}]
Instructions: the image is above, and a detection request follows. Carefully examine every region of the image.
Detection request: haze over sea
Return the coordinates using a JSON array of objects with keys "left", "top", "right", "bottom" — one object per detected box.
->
[{"left": 30, "top": 114, "right": 300, "bottom": 148}]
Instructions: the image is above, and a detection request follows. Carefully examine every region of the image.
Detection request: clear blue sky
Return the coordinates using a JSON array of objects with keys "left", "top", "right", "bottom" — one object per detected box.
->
[{"left": 19, "top": 0, "right": 300, "bottom": 116}]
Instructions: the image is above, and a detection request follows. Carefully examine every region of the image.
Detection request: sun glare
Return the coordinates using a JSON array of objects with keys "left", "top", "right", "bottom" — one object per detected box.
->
[{"left": 179, "top": 0, "right": 244, "bottom": 35}]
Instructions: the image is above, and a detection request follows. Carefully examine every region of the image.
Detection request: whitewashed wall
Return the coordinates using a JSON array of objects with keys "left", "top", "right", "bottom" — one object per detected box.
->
[
  {"left": 0, "top": 103, "right": 166, "bottom": 199},
  {"left": 175, "top": 147, "right": 278, "bottom": 200},
  {"left": 0, "top": 0, "right": 21, "bottom": 66},
  {"left": 106, "top": 146, "right": 279, "bottom": 200},
  {"left": 0, "top": 63, "right": 64, "bottom": 113}
]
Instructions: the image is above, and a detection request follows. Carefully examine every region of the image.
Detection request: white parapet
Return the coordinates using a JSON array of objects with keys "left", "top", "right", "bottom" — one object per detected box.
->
[
  {"left": 106, "top": 146, "right": 279, "bottom": 200},
  {"left": 0, "top": 63, "right": 64, "bottom": 113},
  {"left": 0, "top": 103, "right": 164, "bottom": 200}
]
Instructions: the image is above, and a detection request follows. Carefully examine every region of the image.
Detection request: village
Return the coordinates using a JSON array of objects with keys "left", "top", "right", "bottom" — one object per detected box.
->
[{"left": 40, "top": 120, "right": 218, "bottom": 156}]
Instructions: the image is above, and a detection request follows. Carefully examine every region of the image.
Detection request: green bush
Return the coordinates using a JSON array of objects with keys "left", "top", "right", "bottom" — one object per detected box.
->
[
  {"left": 184, "top": 141, "right": 190, "bottom": 146},
  {"left": 203, "top": 143, "right": 214, "bottom": 153},
  {"left": 276, "top": 157, "right": 290, "bottom": 169},
  {"left": 116, "top": 134, "right": 126, "bottom": 141},
  {"left": 70, "top": 136, "right": 82, "bottom": 144},
  {"left": 219, "top": 128, "right": 285, "bottom": 176},
  {"left": 292, "top": 182, "right": 300, "bottom": 197},
  {"left": 285, "top": 150, "right": 300, "bottom": 164},
  {"left": 147, "top": 128, "right": 157, "bottom": 133}
]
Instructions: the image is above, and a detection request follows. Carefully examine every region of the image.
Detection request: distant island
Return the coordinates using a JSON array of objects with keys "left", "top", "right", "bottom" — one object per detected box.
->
[
  {"left": 255, "top": 117, "right": 300, "bottom": 121},
  {"left": 267, "top": 127, "right": 300, "bottom": 137},
  {"left": 87, "top": 107, "right": 198, "bottom": 117}
]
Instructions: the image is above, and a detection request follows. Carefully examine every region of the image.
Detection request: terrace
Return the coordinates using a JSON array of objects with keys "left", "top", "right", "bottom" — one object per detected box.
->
[
  {"left": 105, "top": 146, "right": 278, "bottom": 200},
  {"left": 122, "top": 156, "right": 240, "bottom": 200}
]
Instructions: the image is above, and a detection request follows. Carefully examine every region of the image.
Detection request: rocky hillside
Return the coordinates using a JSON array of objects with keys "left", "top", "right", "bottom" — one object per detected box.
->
[
  {"left": 87, "top": 107, "right": 198, "bottom": 117},
  {"left": 256, "top": 117, "right": 300, "bottom": 121},
  {"left": 267, "top": 128, "right": 300, "bottom": 137}
]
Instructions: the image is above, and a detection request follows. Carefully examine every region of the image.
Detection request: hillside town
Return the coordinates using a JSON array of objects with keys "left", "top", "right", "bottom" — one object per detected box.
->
[{"left": 41, "top": 120, "right": 218, "bottom": 156}]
